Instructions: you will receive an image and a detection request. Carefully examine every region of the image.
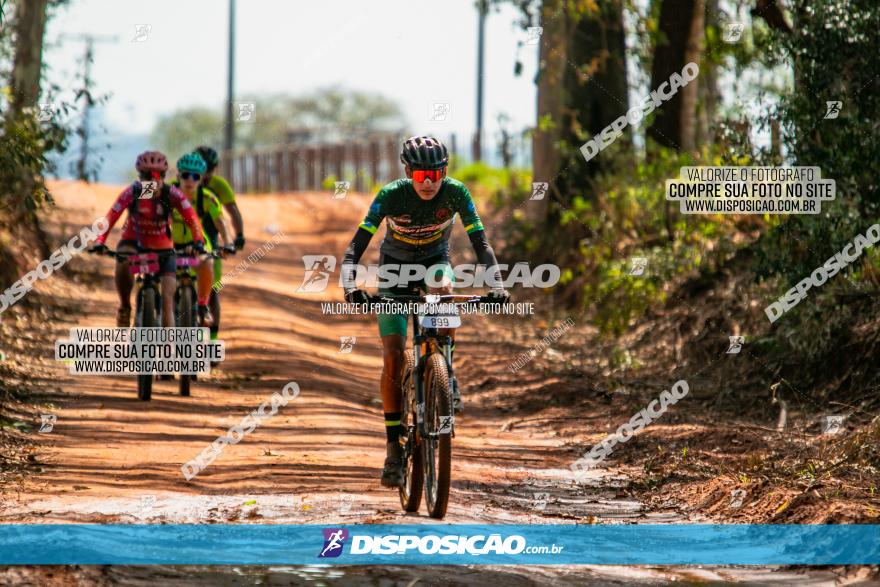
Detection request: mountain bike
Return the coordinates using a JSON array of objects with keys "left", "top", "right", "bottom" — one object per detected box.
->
[
  {"left": 92, "top": 249, "right": 172, "bottom": 401},
  {"left": 173, "top": 250, "right": 222, "bottom": 397},
  {"left": 368, "top": 292, "right": 496, "bottom": 519}
]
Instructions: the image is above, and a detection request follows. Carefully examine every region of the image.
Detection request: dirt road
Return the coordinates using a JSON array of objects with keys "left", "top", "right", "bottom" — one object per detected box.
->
[{"left": 0, "top": 182, "right": 859, "bottom": 585}]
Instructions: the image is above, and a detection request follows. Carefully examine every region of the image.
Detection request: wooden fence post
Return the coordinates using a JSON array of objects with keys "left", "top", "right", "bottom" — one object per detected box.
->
[
  {"left": 352, "top": 143, "right": 364, "bottom": 192},
  {"left": 275, "top": 149, "right": 284, "bottom": 192},
  {"left": 238, "top": 151, "right": 251, "bottom": 192},
  {"left": 285, "top": 147, "right": 299, "bottom": 192},
  {"left": 387, "top": 137, "right": 399, "bottom": 182},
  {"left": 257, "top": 152, "right": 264, "bottom": 192},
  {"left": 369, "top": 141, "right": 380, "bottom": 190},
  {"left": 263, "top": 152, "right": 271, "bottom": 192},
  {"left": 306, "top": 147, "right": 316, "bottom": 190},
  {"left": 334, "top": 144, "right": 344, "bottom": 187},
  {"left": 318, "top": 146, "right": 328, "bottom": 190}
]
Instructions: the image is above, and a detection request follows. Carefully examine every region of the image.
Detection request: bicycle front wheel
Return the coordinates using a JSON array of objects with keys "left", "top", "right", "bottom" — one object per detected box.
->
[
  {"left": 399, "top": 349, "right": 423, "bottom": 512},
  {"left": 136, "top": 286, "right": 157, "bottom": 401},
  {"left": 422, "top": 351, "right": 452, "bottom": 519},
  {"left": 177, "top": 285, "right": 194, "bottom": 397}
]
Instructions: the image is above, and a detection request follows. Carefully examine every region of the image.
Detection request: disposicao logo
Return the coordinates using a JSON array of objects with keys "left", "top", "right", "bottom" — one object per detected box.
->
[{"left": 318, "top": 528, "right": 348, "bottom": 558}]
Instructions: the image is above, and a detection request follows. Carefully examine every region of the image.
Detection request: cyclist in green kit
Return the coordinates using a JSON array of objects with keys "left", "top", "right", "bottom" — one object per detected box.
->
[
  {"left": 342, "top": 135, "right": 508, "bottom": 487},
  {"left": 194, "top": 146, "right": 245, "bottom": 341}
]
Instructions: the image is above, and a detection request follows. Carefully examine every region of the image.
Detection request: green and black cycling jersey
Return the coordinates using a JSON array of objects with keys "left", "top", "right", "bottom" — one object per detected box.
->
[
  {"left": 343, "top": 177, "right": 502, "bottom": 287},
  {"left": 169, "top": 180, "right": 222, "bottom": 248}
]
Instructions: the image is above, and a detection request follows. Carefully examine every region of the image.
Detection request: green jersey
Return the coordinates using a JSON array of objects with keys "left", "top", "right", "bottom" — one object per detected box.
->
[
  {"left": 207, "top": 175, "right": 236, "bottom": 206},
  {"left": 170, "top": 183, "right": 223, "bottom": 249},
  {"left": 358, "top": 177, "right": 485, "bottom": 261}
]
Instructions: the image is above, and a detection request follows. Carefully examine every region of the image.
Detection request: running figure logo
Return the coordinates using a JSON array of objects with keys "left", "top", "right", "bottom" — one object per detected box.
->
[
  {"left": 333, "top": 181, "right": 350, "bottom": 200},
  {"left": 534, "top": 492, "right": 549, "bottom": 511},
  {"left": 37, "top": 103, "right": 54, "bottom": 122},
  {"left": 139, "top": 180, "right": 158, "bottom": 200},
  {"left": 530, "top": 182, "right": 548, "bottom": 201},
  {"left": 824, "top": 101, "right": 842, "bottom": 119},
  {"left": 318, "top": 528, "right": 349, "bottom": 558},
  {"left": 526, "top": 26, "right": 543, "bottom": 45},
  {"left": 297, "top": 255, "right": 337, "bottom": 293},
  {"left": 39, "top": 414, "right": 57, "bottom": 433},
  {"left": 822, "top": 415, "right": 845, "bottom": 434},
  {"left": 339, "top": 336, "right": 356, "bottom": 353},
  {"left": 726, "top": 335, "right": 745, "bottom": 354},
  {"left": 132, "top": 24, "right": 152, "bottom": 43},
  {"left": 236, "top": 103, "right": 256, "bottom": 123},
  {"left": 629, "top": 257, "right": 648, "bottom": 276},
  {"left": 729, "top": 488, "right": 746, "bottom": 509},
  {"left": 429, "top": 102, "right": 450, "bottom": 122},
  {"left": 723, "top": 23, "right": 744, "bottom": 43}
]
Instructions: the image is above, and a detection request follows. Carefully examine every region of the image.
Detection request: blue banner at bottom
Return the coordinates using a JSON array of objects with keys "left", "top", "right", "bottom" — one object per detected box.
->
[{"left": 0, "top": 524, "right": 877, "bottom": 565}]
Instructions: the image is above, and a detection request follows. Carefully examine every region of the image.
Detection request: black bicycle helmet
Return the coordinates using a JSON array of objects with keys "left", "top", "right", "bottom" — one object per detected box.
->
[
  {"left": 194, "top": 145, "right": 220, "bottom": 169},
  {"left": 400, "top": 136, "right": 449, "bottom": 170}
]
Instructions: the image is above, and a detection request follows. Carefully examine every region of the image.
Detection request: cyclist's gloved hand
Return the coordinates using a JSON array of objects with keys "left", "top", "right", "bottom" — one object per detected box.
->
[
  {"left": 194, "top": 241, "right": 206, "bottom": 254},
  {"left": 88, "top": 243, "right": 107, "bottom": 255},
  {"left": 234, "top": 235, "right": 246, "bottom": 251},
  {"left": 344, "top": 289, "right": 369, "bottom": 305},
  {"left": 487, "top": 288, "right": 510, "bottom": 303}
]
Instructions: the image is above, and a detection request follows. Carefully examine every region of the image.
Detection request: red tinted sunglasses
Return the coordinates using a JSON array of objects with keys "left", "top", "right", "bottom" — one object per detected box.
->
[{"left": 412, "top": 169, "right": 444, "bottom": 183}]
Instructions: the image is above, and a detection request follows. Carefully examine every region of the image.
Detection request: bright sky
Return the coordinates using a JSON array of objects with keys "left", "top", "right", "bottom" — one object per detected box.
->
[{"left": 44, "top": 0, "right": 540, "bottom": 157}]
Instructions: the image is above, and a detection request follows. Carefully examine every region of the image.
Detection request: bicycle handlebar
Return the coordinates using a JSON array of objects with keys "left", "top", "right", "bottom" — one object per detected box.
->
[{"left": 89, "top": 248, "right": 222, "bottom": 260}]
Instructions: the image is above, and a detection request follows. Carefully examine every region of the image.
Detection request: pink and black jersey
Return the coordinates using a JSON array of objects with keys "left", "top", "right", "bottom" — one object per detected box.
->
[{"left": 96, "top": 183, "right": 204, "bottom": 250}]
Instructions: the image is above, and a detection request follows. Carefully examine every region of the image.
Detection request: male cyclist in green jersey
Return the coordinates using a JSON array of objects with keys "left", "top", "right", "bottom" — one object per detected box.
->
[
  {"left": 342, "top": 135, "right": 509, "bottom": 487},
  {"left": 169, "top": 152, "right": 235, "bottom": 326},
  {"left": 195, "top": 146, "right": 245, "bottom": 340}
]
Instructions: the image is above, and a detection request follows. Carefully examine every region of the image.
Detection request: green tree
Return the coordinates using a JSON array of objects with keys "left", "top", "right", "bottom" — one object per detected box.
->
[{"left": 149, "top": 87, "right": 407, "bottom": 158}]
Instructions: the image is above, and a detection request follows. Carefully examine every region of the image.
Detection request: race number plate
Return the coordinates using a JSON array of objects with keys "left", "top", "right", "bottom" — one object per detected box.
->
[
  {"left": 418, "top": 315, "right": 462, "bottom": 329},
  {"left": 176, "top": 257, "right": 200, "bottom": 268},
  {"left": 129, "top": 252, "right": 159, "bottom": 275}
]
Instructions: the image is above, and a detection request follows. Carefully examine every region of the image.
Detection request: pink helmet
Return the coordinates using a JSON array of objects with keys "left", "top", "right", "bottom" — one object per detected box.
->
[{"left": 135, "top": 151, "right": 169, "bottom": 174}]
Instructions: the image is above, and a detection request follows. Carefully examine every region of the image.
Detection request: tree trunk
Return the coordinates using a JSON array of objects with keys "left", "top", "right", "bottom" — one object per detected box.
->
[
  {"left": 531, "top": 0, "right": 629, "bottom": 242},
  {"left": 7, "top": 0, "right": 52, "bottom": 259},
  {"left": 647, "top": 0, "right": 704, "bottom": 152},
  {"left": 696, "top": 0, "right": 719, "bottom": 148},
  {"left": 558, "top": 0, "right": 629, "bottom": 201},
  {"left": 548, "top": 0, "right": 628, "bottom": 242},
  {"left": 8, "top": 0, "right": 49, "bottom": 120},
  {"left": 529, "top": 1, "right": 629, "bottom": 306},
  {"left": 531, "top": 0, "right": 569, "bottom": 226}
]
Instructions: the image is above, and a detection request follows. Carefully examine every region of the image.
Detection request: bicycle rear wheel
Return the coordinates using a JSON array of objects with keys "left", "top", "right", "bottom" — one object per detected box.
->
[
  {"left": 422, "top": 351, "right": 452, "bottom": 519},
  {"left": 399, "top": 349, "right": 423, "bottom": 512},
  {"left": 136, "top": 286, "right": 157, "bottom": 401},
  {"left": 177, "top": 285, "right": 194, "bottom": 397}
]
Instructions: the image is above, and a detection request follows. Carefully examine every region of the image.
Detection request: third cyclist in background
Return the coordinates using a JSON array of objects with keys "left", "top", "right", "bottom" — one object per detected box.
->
[{"left": 194, "top": 146, "right": 245, "bottom": 341}]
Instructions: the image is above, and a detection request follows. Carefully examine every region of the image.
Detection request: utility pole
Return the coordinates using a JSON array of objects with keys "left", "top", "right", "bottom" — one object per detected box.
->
[
  {"left": 473, "top": 0, "right": 487, "bottom": 162},
  {"left": 223, "top": 0, "right": 236, "bottom": 159},
  {"left": 61, "top": 33, "right": 118, "bottom": 182}
]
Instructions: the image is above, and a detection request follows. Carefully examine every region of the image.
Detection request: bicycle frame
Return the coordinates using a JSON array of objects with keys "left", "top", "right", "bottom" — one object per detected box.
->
[
  {"left": 374, "top": 293, "right": 489, "bottom": 438},
  {"left": 119, "top": 251, "right": 164, "bottom": 326},
  {"left": 173, "top": 251, "right": 221, "bottom": 325},
  {"left": 410, "top": 315, "right": 454, "bottom": 438}
]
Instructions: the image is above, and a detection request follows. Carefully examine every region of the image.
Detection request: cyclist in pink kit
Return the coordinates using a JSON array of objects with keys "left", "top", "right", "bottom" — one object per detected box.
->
[{"left": 90, "top": 151, "right": 205, "bottom": 328}]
